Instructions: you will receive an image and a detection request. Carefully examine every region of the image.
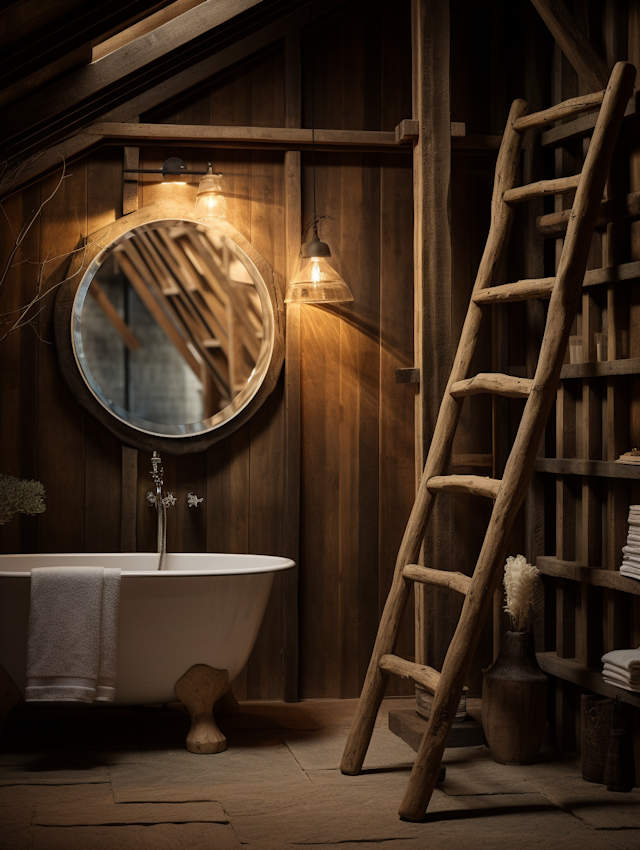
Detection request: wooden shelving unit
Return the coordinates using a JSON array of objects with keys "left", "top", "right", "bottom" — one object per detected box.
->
[
  {"left": 537, "top": 556, "right": 640, "bottom": 596},
  {"left": 535, "top": 458, "right": 640, "bottom": 480},
  {"left": 537, "top": 652, "right": 640, "bottom": 709}
]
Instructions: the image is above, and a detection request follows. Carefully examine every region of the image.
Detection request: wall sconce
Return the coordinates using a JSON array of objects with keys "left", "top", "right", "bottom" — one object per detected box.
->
[
  {"left": 123, "top": 156, "right": 209, "bottom": 185},
  {"left": 285, "top": 218, "right": 353, "bottom": 304},
  {"left": 194, "top": 164, "right": 229, "bottom": 221}
]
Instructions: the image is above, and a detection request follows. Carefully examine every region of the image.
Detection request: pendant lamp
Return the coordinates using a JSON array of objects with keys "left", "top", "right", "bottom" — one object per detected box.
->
[
  {"left": 285, "top": 218, "right": 353, "bottom": 304},
  {"left": 284, "top": 3, "right": 353, "bottom": 305}
]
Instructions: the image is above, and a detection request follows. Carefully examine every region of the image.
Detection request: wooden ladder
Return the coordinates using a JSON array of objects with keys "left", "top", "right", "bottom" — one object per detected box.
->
[{"left": 340, "top": 60, "right": 636, "bottom": 822}]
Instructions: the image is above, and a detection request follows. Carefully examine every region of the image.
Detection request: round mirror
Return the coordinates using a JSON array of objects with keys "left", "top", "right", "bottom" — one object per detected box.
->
[{"left": 55, "top": 213, "right": 284, "bottom": 453}]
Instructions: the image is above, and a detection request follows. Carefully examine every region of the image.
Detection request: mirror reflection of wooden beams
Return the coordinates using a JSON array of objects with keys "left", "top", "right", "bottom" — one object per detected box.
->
[
  {"left": 190, "top": 231, "right": 262, "bottom": 361},
  {"left": 154, "top": 230, "right": 229, "bottom": 350},
  {"left": 118, "top": 237, "right": 232, "bottom": 401},
  {"left": 134, "top": 229, "right": 180, "bottom": 295},
  {"left": 114, "top": 250, "right": 202, "bottom": 378},
  {"left": 88, "top": 279, "right": 142, "bottom": 352}
]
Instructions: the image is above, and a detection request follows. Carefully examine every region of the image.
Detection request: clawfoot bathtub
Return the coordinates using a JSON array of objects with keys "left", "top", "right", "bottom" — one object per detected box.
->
[{"left": 0, "top": 553, "right": 294, "bottom": 749}]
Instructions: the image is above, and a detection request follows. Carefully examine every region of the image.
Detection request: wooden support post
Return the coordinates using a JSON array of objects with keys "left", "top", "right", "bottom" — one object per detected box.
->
[
  {"left": 530, "top": 0, "right": 610, "bottom": 92},
  {"left": 411, "top": 0, "right": 454, "bottom": 674},
  {"left": 174, "top": 664, "right": 230, "bottom": 754}
]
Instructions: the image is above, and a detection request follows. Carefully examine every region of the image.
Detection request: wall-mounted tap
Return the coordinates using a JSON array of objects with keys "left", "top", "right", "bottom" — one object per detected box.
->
[
  {"left": 187, "top": 492, "right": 203, "bottom": 508},
  {"left": 146, "top": 451, "right": 176, "bottom": 570}
]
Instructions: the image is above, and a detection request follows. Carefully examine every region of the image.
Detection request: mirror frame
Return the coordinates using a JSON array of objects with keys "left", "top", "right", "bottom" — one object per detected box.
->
[{"left": 55, "top": 200, "right": 285, "bottom": 455}]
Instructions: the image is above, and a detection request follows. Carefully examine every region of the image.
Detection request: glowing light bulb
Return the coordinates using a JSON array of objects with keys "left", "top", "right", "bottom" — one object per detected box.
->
[{"left": 311, "top": 259, "right": 321, "bottom": 283}]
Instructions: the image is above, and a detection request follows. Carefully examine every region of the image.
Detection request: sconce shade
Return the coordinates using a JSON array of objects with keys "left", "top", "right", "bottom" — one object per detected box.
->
[
  {"left": 194, "top": 166, "right": 229, "bottom": 221},
  {"left": 285, "top": 231, "right": 353, "bottom": 304}
]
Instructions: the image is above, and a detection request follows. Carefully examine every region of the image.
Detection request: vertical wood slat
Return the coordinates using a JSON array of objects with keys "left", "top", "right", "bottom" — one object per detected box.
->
[
  {"left": 282, "top": 29, "right": 302, "bottom": 703},
  {"left": 38, "top": 161, "right": 87, "bottom": 555},
  {"left": 412, "top": 0, "right": 454, "bottom": 673}
]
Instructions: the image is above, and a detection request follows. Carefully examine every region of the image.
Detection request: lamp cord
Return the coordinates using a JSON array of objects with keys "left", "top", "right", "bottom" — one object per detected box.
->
[{"left": 310, "top": 0, "right": 317, "bottom": 232}]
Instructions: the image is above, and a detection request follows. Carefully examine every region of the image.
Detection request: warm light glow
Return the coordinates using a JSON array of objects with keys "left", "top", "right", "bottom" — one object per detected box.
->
[
  {"left": 285, "top": 255, "right": 354, "bottom": 304},
  {"left": 161, "top": 181, "right": 187, "bottom": 186},
  {"left": 310, "top": 259, "right": 321, "bottom": 283},
  {"left": 194, "top": 168, "right": 228, "bottom": 221}
]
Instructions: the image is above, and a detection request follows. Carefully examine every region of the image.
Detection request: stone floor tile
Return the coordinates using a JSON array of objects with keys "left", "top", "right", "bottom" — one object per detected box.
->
[
  {"left": 538, "top": 777, "right": 640, "bottom": 829},
  {"left": 110, "top": 738, "right": 307, "bottom": 803},
  {"left": 30, "top": 822, "right": 241, "bottom": 850},
  {"left": 608, "top": 828, "right": 640, "bottom": 850},
  {"left": 230, "top": 784, "right": 457, "bottom": 845},
  {"left": 0, "top": 785, "right": 36, "bottom": 829},
  {"left": 27, "top": 784, "right": 227, "bottom": 826},
  {"left": 438, "top": 745, "right": 538, "bottom": 796},
  {"left": 283, "top": 726, "right": 416, "bottom": 771},
  {"left": 0, "top": 827, "right": 32, "bottom": 850},
  {"left": 0, "top": 764, "right": 110, "bottom": 786}
]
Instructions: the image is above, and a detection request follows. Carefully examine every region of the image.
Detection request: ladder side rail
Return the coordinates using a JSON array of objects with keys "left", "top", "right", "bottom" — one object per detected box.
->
[
  {"left": 398, "top": 60, "right": 636, "bottom": 822},
  {"left": 340, "top": 97, "right": 530, "bottom": 778}
]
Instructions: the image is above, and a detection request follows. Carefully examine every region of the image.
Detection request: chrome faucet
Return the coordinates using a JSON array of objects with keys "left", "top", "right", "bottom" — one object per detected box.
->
[{"left": 146, "top": 451, "right": 176, "bottom": 571}]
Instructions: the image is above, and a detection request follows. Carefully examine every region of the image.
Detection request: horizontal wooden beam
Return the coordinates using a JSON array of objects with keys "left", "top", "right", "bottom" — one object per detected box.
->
[
  {"left": 560, "top": 355, "right": 640, "bottom": 379},
  {"left": 395, "top": 119, "right": 465, "bottom": 144},
  {"left": 536, "top": 652, "right": 640, "bottom": 709},
  {"left": 0, "top": 0, "right": 263, "bottom": 149},
  {"left": 537, "top": 556, "right": 640, "bottom": 596},
  {"left": 90, "top": 121, "right": 406, "bottom": 151},
  {"left": 535, "top": 457, "right": 640, "bottom": 479}
]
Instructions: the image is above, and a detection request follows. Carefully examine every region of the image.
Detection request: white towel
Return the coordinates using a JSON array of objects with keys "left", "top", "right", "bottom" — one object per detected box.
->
[
  {"left": 603, "top": 677, "right": 640, "bottom": 693},
  {"left": 26, "top": 566, "right": 121, "bottom": 703},
  {"left": 602, "top": 664, "right": 640, "bottom": 687},
  {"left": 602, "top": 647, "right": 640, "bottom": 672},
  {"left": 620, "top": 564, "right": 640, "bottom": 581}
]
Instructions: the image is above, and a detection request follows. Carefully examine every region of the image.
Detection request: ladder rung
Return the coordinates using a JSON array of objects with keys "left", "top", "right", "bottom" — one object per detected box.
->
[
  {"left": 503, "top": 174, "right": 581, "bottom": 203},
  {"left": 427, "top": 474, "right": 501, "bottom": 499},
  {"left": 512, "top": 89, "right": 604, "bottom": 133},
  {"left": 473, "top": 277, "right": 555, "bottom": 304},
  {"left": 378, "top": 654, "right": 440, "bottom": 694},
  {"left": 450, "top": 373, "right": 533, "bottom": 399},
  {"left": 403, "top": 564, "right": 471, "bottom": 595}
]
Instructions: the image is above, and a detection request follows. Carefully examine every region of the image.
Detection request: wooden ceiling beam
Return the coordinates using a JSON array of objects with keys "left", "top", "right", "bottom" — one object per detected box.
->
[
  {"left": 0, "top": 1, "right": 167, "bottom": 95},
  {"left": 530, "top": 0, "right": 610, "bottom": 92},
  {"left": 0, "top": 0, "right": 264, "bottom": 150}
]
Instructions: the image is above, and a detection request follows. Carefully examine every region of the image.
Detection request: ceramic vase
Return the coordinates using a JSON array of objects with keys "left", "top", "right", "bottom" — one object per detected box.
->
[{"left": 482, "top": 630, "right": 548, "bottom": 765}]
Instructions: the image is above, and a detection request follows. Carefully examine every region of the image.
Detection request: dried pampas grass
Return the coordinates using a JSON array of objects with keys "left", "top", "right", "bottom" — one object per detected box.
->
[{"left": 504, "top": 554, "right": 540, "bottom": 632}]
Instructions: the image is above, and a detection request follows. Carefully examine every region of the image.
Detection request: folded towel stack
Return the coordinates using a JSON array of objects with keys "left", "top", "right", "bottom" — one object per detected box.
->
[
  {"left": 601, "top": 647, "right": 640, "bottom": 693},
  {"left": 26, "top": 566, "right": 121, "bottom": 703},
  {"left": 619, "top": 505, "right": 640, "bottom": 581}
]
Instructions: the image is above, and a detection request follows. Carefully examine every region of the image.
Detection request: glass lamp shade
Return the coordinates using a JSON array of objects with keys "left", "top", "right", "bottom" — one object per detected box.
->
[
  {"left": 194, "top": 170, "right": 229, "bottom": 221},
  {"left": 285, "top": 256, "right": 354, "bottom": 304}
]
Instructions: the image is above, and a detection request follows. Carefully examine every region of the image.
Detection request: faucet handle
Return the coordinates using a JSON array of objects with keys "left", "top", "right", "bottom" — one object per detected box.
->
[
  {"left": 187, "top": 492, "right": 203, "bottom": 508},
  {"left": 146, "top": 491, "right": 156, "bottom": 506},
  {"left": 162, "top": 492, "right": 177, "bottom": 508}
]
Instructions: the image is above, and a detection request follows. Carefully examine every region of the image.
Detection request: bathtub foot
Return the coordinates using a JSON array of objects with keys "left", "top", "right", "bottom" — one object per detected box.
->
[
  {"left": 217, "top": 685, "right": 240, "bottom": 717},
  {"left": 174, "top": 664, "right": 229, "bottom": 754},
  {"left": 0, "top": 666, "right": 23, "bottom": 731}
]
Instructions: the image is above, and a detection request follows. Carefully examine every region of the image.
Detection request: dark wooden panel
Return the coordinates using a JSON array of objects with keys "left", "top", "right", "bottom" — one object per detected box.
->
[{"left": 37, "top": 163, "right": 88, "bottom": 553}]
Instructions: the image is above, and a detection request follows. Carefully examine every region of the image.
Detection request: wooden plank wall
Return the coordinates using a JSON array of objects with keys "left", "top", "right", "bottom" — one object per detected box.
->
[
  {"left": 514, "top": 0, "right": 640, "bottom": 776},
  {"left": 0, "top": 0, "right": 416, "bottom": 701}
]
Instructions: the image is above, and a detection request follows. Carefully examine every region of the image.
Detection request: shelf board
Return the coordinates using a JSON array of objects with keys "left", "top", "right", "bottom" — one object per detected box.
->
[
  {"left": 536, "top": 652, "right": 640, "bottom": 709},
  {"left": 560, "top": 357, "right": 640, "bottom": 380},
  {"left": 582, "top": 260, "right": 640, "bottom": 288},
  {"left": 534, "top": 457, "right": 640, "bottom": 479},
  {"left": 388, "top": 708, "right": 486, "bottom": 752},
  {"left": 537, "top": 556, "right": 640, "bottom": 596}
]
